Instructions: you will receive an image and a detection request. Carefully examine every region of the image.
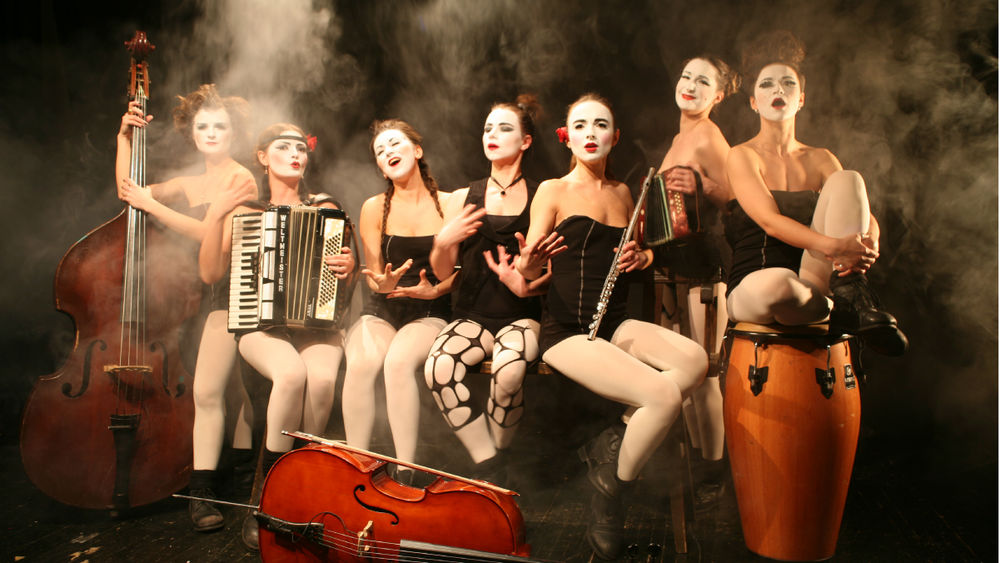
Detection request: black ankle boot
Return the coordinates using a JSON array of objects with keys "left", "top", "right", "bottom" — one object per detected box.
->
[
  {"left": 241, "top": 510, "right": 259, "bottom": 550},
  {"left": 188, "top": 487, "right": 224, "bottom": 532},
  {"left": 577, "top": 424, "right": 624, "bottom": 498},
  {"left": 242, "top": 448, "right": 282, "bottom": 551},
  {"left": 472, "top": 452, "right": 508, "bottom": 488},
  {"left": 586, "top": 477, "right": 634, "bottom": 560},
  {"left": 829, "top": 273, "right": 908, "bottom": 356}
]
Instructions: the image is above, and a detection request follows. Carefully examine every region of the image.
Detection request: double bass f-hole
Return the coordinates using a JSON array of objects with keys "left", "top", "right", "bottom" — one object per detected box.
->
[{"left": 353, "top": 484, "right": 400, "bottom": 525}]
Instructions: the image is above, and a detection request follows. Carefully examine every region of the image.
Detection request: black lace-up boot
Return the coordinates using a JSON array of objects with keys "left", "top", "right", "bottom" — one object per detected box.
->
[
  {"left": 586, "top": 476, "right": 634, "bottom": 560},
  {"left": 577, "top": 423, "right": 625, "bottom": 497},
  {"left": 188, "top": 469, "right": 223, "bottom": 532},
  {"left": 829, "top": 272, "right": 908, "bottom": 356}
]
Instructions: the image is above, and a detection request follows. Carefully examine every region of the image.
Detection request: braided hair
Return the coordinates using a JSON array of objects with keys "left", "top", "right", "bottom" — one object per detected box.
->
[{"left": 369, "top": 119, "right": 444, "bottom": 263}]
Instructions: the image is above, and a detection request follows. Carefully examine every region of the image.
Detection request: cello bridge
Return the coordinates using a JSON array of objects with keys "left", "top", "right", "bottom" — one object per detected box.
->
[{"left": 356, "top": 520, "right": 374, "bottom": 556}]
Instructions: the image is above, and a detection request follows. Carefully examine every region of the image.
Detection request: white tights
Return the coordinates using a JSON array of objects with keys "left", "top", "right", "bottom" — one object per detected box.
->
[
  {"left": 342, "top": 315, "right": 447, "bottom": 464},
  {"left": 191, "top": 310, "right": 253, "bottom": 471},
  {"left": 542, "top": 319, "right": 708, "bottom": 481},
  {"left": 727, "top": 170, "right": 871, "bottom": 325},
  {"left": 238, "top": 328, "right": 344, "bottom": 453}
]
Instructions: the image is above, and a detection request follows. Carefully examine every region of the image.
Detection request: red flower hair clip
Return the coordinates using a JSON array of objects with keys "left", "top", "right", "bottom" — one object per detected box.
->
[
  {"left": 556, "top": 126, "right": 569, "bottom": 143},
  {"left": 306, "top": 134, "right": 318, "bottom": 151}
]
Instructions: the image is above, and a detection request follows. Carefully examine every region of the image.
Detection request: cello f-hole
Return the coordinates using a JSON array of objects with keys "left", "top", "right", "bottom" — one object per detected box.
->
[{"left": 353, "top": 485, "right": 400, "bottom": 525}]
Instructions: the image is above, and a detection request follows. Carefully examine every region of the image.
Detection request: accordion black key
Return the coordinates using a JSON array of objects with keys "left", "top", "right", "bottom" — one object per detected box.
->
[{"left": 228, "top": 205, "right": 349, "bottom": 332}]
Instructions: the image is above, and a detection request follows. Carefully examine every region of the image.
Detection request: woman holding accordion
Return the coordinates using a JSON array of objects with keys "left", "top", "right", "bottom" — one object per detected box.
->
[
  {"left": 654, "top": 54, "right": 741, "bottom": 483},
  {"left": 516, "top": 93, "right": 707, "bottom": 561},
  {"left": 198, "top": 122, "right": 356, "bottom": 550}
]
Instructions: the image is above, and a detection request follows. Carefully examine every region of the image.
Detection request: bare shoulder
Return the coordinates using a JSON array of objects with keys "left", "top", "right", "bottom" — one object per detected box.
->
[
  {"left": 800, "top": 145, "right": 841, "bottom": 173},
  {"left": 729, "top": 143, "right": 761, "bottom": 164},
  {"left": 536, "top": 177, "right": 569, "bottom": 196}
]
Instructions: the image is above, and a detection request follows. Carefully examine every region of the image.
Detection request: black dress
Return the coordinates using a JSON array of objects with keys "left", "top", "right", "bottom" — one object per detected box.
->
[
  {"left": 723, "top": 190, "right": 820, "bottom": 296},
  {"left": 539, "top": 215, "right": 629, "bottom": 354},
  {"left": 452, "top": 178, "right": 542, "bottom": 335},
  {"left": 361, "top": 233, "right": 451, "bottom": 330}
]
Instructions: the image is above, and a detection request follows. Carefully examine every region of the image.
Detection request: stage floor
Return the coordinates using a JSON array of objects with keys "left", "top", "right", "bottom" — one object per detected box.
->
[{"left": 4, "top": 373, "right": 993, "bottom": 562}]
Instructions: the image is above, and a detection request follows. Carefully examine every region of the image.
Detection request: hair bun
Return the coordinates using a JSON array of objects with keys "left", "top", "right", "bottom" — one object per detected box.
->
[{"left": 740, "top": 30, "right": 807, "bottom": 92}]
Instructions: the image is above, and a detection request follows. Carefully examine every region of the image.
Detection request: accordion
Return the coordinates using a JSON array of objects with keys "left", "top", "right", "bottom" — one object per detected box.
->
[
  {"left": 228, "top": 205, "right": 350, "bottom": 332},
  {"left": 641, "top": 166, "right": 704, "bottom": 248}
]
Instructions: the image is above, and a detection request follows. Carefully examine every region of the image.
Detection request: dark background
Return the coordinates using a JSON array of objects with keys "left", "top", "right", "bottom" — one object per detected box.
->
[{"left": 1, "top": 0, "right": 996, "bottom": 555}]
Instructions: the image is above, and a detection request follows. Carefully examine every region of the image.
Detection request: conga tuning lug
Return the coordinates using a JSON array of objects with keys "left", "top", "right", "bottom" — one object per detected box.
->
[
  {"left": 815, "top": 368, "right": 836, "bottom": 399},
  {"left": 748, "top": 365, "right": 768, "bottom": 396}
]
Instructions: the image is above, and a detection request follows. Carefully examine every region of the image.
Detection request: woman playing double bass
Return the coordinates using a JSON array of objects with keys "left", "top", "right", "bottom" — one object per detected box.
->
[{"left": 117, "top": 84, "right": 260, "bottom": 531}]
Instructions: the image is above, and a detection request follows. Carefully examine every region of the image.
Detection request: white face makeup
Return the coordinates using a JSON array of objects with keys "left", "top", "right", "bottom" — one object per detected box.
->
[
  {"left": 192, "top": 108, "right": 233, "bottom": 156},
  {"left": 754, "top": 63, "right": 803, "bottom": 122},
  {"left": 566, "top": 100, "right": 616, "bottom": 163},
  {"left": 262, "top": 130, "right": 308, "bottom": 179},
  {"left": 373, "top": 129, "right": 421, "bottom": 182},
  {"left": 482, "top": 108, "right": 525, "bottom": 162},
  {"left": 675, "top": 58, "right": 723, "bottom": 114}
]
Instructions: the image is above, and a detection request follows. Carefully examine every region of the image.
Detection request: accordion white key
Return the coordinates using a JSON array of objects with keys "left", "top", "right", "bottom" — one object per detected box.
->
[{"left": 228, "top": 205, "right": 349, "bottom": 332}]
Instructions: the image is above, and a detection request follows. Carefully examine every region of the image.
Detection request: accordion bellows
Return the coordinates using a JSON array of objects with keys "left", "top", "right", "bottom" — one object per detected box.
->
[
  {"left": 229, "top": 206, "right": 349, "bottom": 332},
  {"left": 642, "top": 167, "right": 702, "bottom": 247}
]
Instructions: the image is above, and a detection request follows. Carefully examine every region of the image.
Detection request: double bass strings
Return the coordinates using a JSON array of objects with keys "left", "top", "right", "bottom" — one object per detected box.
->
[{"left": 118, "top": 87, "right": 148, "bottom": 410}]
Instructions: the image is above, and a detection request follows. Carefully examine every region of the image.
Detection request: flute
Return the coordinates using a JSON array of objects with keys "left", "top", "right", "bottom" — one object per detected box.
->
[{"left": 587, "top": 167, "right": 657, "bottom": 341}]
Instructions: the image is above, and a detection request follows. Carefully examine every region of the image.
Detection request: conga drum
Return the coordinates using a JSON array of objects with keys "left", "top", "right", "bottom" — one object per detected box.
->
[{"left": 722, "top": 322, "right": 860, "bottom": 561}]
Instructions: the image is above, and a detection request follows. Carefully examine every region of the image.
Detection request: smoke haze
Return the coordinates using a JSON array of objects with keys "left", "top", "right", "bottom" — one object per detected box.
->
[{"left": 0, "top": 0, "right": 995, "bottom": 498}]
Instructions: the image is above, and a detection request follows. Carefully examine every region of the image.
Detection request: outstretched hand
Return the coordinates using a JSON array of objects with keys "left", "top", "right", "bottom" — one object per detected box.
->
[
  {"left": 515, "top": 231, "right": 567, "bottom": 275},
  {"left": 484, "top": 244, "right": 534, "bottom": 297},
  {"left": 362, "top": 259, "right": 413, "bottom": 293},
  {"left": 387, "top": 268, "right": 438, "bottom": 300},
  {"left": 437, "top": 204, "right": 488, "bottom": 249}
]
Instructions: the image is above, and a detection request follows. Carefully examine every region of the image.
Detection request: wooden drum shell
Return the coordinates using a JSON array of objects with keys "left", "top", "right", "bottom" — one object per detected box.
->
[{"left": 723, "top": 325, "right": 860, "bottom": 561}]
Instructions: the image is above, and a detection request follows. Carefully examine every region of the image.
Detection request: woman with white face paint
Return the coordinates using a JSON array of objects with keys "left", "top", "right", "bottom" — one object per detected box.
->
[
  {"left": 424, "top": 95, "right": 547, "bottom": 485},
  {"left": 341, "top": 119, "right": 454, "bottom": 485},
  {"left": 199, "top": 122, "right": 356, "bottom": 549},
  {"left": 516, "top": 93, "right": 708, "bottom": 560},
  {"left": 116, "top": 84, "right": 259, "bottom": 533},
  {"left": 655, "top": 55, "right": 740, "bottom": 488},
  {"left": 725, "top": 30, "right": 907, "bottom": 355}
]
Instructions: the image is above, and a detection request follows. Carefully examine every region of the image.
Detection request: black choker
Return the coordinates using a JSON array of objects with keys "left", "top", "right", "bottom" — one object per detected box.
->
[{"left": 489, "top": 174, "right": 523, "bottom": 197}]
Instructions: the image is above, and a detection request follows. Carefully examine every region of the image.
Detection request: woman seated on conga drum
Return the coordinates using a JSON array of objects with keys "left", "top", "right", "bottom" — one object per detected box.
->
[
  {"left": 517, "top": 93, "right": 708, "bottom": 560},
  {"left": 725, "top": 30, "right": 907, "bottom": 355},
  {"left": 199, "top": 122, "right": 356, "bottom": 550}
]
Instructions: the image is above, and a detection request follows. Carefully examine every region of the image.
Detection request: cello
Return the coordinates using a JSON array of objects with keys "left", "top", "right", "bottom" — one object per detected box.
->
[
  {"left": 247, "top": 432, "right": 542, "bottom": 562},
  {"left": 20, "top": 31, "right": 198, "bottom": 513}
]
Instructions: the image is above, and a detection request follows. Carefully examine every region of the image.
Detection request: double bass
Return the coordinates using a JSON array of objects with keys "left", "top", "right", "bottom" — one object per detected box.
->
[{"left": 20, "top": 31, "right": 198, "bottom": 513}]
